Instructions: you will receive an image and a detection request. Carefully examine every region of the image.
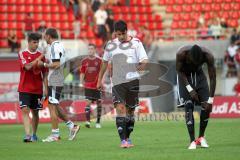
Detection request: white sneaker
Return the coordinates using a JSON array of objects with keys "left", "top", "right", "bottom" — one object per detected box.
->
[
  {"left": 95, "top": 123, "right": 101, "bottom": 128},
  {"left": 68, "top": 125, "right": 80, "bottom": 141},
  {"left": 188, "top": 141, "right": 197, "bottom": 149},
  {"left": 198, "top": 137, "right": 209, "bottom": 148},
  {"left": 42, "top": 135, "right": 60, "bottom": 142}
]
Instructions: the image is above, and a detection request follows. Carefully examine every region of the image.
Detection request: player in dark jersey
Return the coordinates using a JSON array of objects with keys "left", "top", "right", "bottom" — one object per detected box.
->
[
  {"left": 176, "top": 44, "right": 216, "bottom": 149},
  {"left": 18, "top": 32, "right": 47, "bottom": 142},
  {"left": 79, "top": 43, "right": 102, "bottom": 128},
  {"left": 97, "top": 20, "right": 148, "bottom": 148}
]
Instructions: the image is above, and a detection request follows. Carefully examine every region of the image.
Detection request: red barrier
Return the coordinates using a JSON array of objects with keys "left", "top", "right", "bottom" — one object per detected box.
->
[{"left": 211, "top": 96, "right": 240, "bottom": 118}]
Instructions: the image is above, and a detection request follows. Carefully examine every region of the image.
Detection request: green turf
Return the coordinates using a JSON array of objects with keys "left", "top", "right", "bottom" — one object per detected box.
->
[{"left": 0, "top": 119, "right": 240, "bottom": 160}]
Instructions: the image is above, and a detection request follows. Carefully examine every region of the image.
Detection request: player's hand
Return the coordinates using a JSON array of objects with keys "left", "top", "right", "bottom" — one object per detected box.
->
[
  {"left": 189, "top": 90, "right": 199, "bottom": 102},
  {"left": 43, "top": 90, "right": 48, "bottom": 98},
  {"left": 97, "top": 80, "right": 102, "bottom": 90},
  {"left": 37, "top": 60, "right": 44, "bottom": 68},
  {"left": 202, "top": 102, "right": 212, "bottom": 113}
]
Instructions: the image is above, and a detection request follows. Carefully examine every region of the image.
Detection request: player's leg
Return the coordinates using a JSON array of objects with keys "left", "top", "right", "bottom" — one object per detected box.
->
[
  {"left": 96, "top": 100, "right": 102, "bottom": 128},
  {"left": 95, "top": 89, "right": 102, "bottom": 128},
  {"left": 84, "top": 88, "right": 93, "bottom": 128},
  {"left": 42, "top": 86, "right": 61, "bottom": 142},
  {"left": 31, "top": 109, "right": 39, "bottom": 141},
  {"left": 177, "top": 74, "right": 196, "bottom": 149},
  {"left": 19, "top": 93, "right": 32, "bottom": 142},
  {"left": 53, "top": 86, "right": 80, "bottom": 140},
  {"left": 30, "top": 94, "right": 42, "bottom": 141},
  {"left": 84, "top": 100, "right": 92, "bottom": 128},
  {"left": 125, "top": 80, "right": 139, "bottom": 147},
  {"left": 196, "top": 73, "right": 210, "bottom": 147},
  {"left": 112, "top": 84, "right": 128, "bottom": 148}
]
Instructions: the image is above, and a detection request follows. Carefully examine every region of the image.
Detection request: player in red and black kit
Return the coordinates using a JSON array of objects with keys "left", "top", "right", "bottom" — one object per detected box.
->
[
  {"left": 18, "top": 32, "right": 47, "bottom": 142},
  {"left": 79, "top": 43, "right": 102, "bottom": 128}
]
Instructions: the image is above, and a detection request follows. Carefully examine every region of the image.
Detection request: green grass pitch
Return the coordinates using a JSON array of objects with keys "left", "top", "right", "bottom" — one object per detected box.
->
[{"left": 0, "top": 119, "right": 240, "bottom": 160}]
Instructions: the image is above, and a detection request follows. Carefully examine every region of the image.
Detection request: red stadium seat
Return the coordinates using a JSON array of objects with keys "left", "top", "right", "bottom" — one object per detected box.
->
[
  {"left": 43, "top": 6, "right": 51, "bottom": 13},
  {"left": 203, "top": 4, "right": 211, "bottom": 12},
  {"left": 86, "top": 30, "right": 95, "bottom": 38},
  {"left": 7, "top": 5, "right": 16, "bottom": 13},
  {"left": 184, "top": 5, "right": 192, "bottom": 12},
  {"left": 205, "top": 0, "right": 213, "bottom": 3},
  {"left": 0, "top": 13, "right": 7, "bottom": 21},
  {"left": 139, "top": 14, "right": 148, "bottom": 22},
  {"left": 33, "top": 6, "right": 43, "bottom": 13},
  {"left": 232, "top": 3, "right": 240, "bottom": 10},
  {"left": 68, "top": 14, "right": 75, "bottom": 22},
  {"left": 32, "top": 0, "right": 42, "bottom": 5},
  {"left": 155, "top": 15, "right": 162, "bottom": 21},
  {"left": 16, "top": 0, "right": 24, "bottom": 5},
  {"left": 7, "top": 0, "right": 16, "bottom": 4},
  {"left": 42, "top": 14, "right": 51, "bottom": 21},
  {"left": 174, "top": 5, "right": 182, "bottom": 12},
  {"left": 212, "top": 3, "right": 221, "bottom": 11},
  {"left": 165, "top": 0, "right": 174, "bottom": 5},
  {"left": 176, "top": 0, "right": 184, "bottom": 5},
  {"left": 171, "top": 21, "right": 179, "bottom": 29},
  {"left": 0, "top": 30, "right": 7, "bottom": 39},
  {"left": 223, "top": 3, "right": 231, "bottom": 11},
  {"left": 51, "top": 14, "right": 60, "bottom": 21},
  {"left": 147, "top": 14, "right": 155, "bottom": 22},
  {"left": 0, "top": 40, "right": 9, "bottom": 48},
  {"left": 42, "top": 0, "right": 51, "bottom": 5},
  {"left": 25, "top": 0, "right": 34, "bottom": 5},
  {"left": 0, "top": 22, "right": 8, "bottom": 29},
  {"left": 159, "top": 0, "right": 166, "bottom": 5},
  {"left": 195, "top": 0, "right": 204, "bottom": 3},
  {"left": 8, "top": 22, "right": 17, "bottom": 29},
  {"left": 166, "top": 6, "right": 173, "bottom": 13},
  {"left": 0, "top": 5, "right": 7, "bottom": 13},
  {"left": 61, "top": 14, "right": 68, "bottom": 21},
  {"left": 51, "top": 6, "right": 59, "bottom": 13},
  {"left": 16, "top": 22, "right": 24, "bottom": 30},
  {"left": 17, "top": 5, "right": 26, "bottom": 13},
  {"left": 156, "top": 23, "right": 162, "bottom": 29},
  {"left": 148, "top": 22, "right": 156, "bottom": 30},
  {"left": 35, "top": 14, "right": 43, "bottom": 21},
  {"left": 61, "top": 23, "right": 70, "bottom": 30},
  {"left": 52, "top": 22, "right": 61, "bottom": 29},
  {"left": 193, "top": 4, "right": 202, "bottom": 12},
  {"left": 231, "top": 12, "right": 239, "bottom": 19},
  {"left": 173, "top": 14, "right": 180, "bottom": 21},
  {"left": 185, "top": 0, "right": 194, "bottom": 4},
  {"left": 8, "top": 14, "right": 16, "bottom": 21},
  {"left": 25, "top": 5, "right": 34, "bottom": 13},
  {"left": 0, "top": 0, "right": 7, "bottom": 4}
]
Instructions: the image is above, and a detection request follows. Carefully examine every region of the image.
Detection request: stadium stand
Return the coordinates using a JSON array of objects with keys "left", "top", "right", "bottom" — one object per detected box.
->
[{"left": 0, "top": 0, "right": 239, "bottom": 49}]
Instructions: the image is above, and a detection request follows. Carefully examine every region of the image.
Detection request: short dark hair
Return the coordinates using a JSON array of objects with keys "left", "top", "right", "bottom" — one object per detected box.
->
[
  {"left": 27, "top": 32, "right": 42, "bottom": 42},
  {"left": 190, "top": 44, "right": 203, "bottom": 61},
  {"left": 114, "top": 20, "right": 127, "bottom": 32},
  {"left": 88, "top": 43, "right": 96, "bottom": 48},
  {"left": 45, "top": 28, "right": 59, "bottom": 39}
]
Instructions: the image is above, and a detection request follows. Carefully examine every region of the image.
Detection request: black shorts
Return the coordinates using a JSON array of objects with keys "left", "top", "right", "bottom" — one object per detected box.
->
[
  {"left": 48, "top": 86, "right": 63, "bottom": 104},
  {"left": 19, "top": 92, "right": 42, "bottom": 110},
  {"left": 112, "top": 79, "right": 139, "bottom": 108},
  {"left": 85, "top": 88, "right": 101, "bottom": 101},
  {"left": 177, "top": 70, "right": 209, "bottom": 106}
]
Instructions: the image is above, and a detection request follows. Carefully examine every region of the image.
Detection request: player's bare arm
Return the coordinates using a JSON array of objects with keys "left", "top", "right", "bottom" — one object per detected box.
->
[
  {"left": 43, "top": 72, "right": 48, "bottom": 96},
  {"left": 24, "top": 54, "right": 44, "bottom": 70},
  {"left": 97, "top": 60, "right": 108, "bottom": 89},
  {"left": 137, "top": 59, "right": 148, "bottom": 72},
  {"left": 203, "top": 49, "right": 216, "bottom": 112}
]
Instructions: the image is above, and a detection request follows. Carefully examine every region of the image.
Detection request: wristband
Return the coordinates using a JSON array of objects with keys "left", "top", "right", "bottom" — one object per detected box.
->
[
  {"left": 207, "top": 97, "right": 214, "bottom": 104},
  {"left": 43, "top": 63, "right": 47, "bottom": 68},
  {"left": 79, "top": 83, "right": 83, "bottom": 87},
  {"left": 186, "top": 85, "right": 193, "bottom": 92}
]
